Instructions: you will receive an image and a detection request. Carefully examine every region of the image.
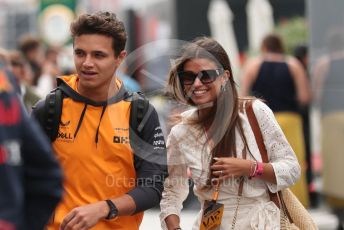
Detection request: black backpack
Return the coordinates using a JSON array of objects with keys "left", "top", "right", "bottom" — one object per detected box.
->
[{"left": 35, "top": 87, "right": 150, "bottom": 142}]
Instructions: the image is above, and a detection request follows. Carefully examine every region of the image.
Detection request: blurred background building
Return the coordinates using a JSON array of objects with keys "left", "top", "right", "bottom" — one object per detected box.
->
[{"left": 0, "top": 0, "right": 306, "bottom": 90}]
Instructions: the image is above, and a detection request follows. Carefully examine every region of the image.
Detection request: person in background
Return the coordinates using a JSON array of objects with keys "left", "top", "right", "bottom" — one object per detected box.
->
[
  {"left": 293, "top": 44, "right": 318, "bottom": 208},
  {"left": 32, "top": 11, "right": 167, "bottom": 230},
  {"left": 160, "top": 37, "right": 300, "bottom": 229},
  {"left": 240, "top": 33, "right": 311, "bottom": 208},
  {"left": 34, "top": 46, "right": 62, "bottom": 98},
  {"left": 313, "top": 30, "right": 344, "bottom": 229},
  {"left": 0, "top": 48, "right": 18, "bottom": 91},
  {"left": 0, "top": 57, "right": 62, "bottom": 230},
  {"left": 8, "top": 50, "right": 41, "bottom": 113},
  {"left": 17, "top": 35, "right": 44, "bottom": 86}
]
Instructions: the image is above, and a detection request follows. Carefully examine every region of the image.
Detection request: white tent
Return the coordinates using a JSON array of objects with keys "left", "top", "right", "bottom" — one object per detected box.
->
[
  {"left": 208, "top": 0, "right": 240, "bottom": 77},
  {"left": 246, "top": 0, "right": 274, "bottom": 52}
]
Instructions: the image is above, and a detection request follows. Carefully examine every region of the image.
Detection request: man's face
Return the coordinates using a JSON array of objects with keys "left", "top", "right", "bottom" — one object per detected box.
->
[{"left": 73, "top": 34, "right": 123, "bottom": 93}]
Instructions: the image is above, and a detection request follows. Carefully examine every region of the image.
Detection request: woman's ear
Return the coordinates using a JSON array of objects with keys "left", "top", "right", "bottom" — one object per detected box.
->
[{"left": 222, "top": 70, "right": 231, "bottom": 83}]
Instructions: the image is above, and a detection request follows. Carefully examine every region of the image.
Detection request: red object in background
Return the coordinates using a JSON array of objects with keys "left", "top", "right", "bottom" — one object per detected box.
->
[
  {"left": 0, "top": 146, "right": 7, "bottom": 165},
  {"left": 239, "top": 52, "right": 247, "bottom": 67},
  {"left": 312, "top": 152, "right": 322, "bottom": 174},
  {"left": 0, "top": 220, "right": 15, "bottom": 230},
  {"left": 0, "top": 97, "right": 20, "bottom": 125}
]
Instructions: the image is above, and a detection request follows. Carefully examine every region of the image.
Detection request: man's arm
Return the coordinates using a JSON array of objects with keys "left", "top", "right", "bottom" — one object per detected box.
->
[
  {"left": 127, "top": 104, "right": 168, "bottom": 213},
  {"left": 60, "top": 196, "right": 136, "bottom": 230}
]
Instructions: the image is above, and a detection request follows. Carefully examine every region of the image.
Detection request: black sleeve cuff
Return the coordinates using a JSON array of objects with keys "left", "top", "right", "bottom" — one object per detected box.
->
[{"left": 127, "top": 186, "right": 161, "bottom": 213}]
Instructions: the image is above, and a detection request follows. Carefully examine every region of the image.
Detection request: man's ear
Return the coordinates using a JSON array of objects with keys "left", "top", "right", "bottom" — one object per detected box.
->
[
  {"left": 114, "top": 50, "right": 127, "bottom": 69},
  {"left": 117, "top": 50, "right": 127, "bottom": 62}
]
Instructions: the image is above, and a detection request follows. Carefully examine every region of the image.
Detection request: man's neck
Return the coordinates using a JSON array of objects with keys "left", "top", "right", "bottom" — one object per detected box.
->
[{"left": 77, "top": 80, "right": 119, "bottom": 102}]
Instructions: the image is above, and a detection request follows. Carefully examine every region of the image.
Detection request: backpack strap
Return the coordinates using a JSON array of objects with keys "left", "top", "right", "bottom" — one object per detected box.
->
[
  {"left": 35, "top": 88, "right": 149, "bottom": 142},
  {"left": 128, "top": 92, "right": 152, "bottom": 171},
  {"left": 44, "top": 88, "right": 63, "bottom": 142},
  {"left": 129, "top": 92, "right": 150, "bottom": 136}
]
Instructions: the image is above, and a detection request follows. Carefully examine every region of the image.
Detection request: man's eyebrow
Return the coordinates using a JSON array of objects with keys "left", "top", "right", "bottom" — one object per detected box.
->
[
  {"left": 92, "top": 50, "right": 107, "bottom": 53},
  {"left": 73, "top": 48, "right": 109, "bottom": 55}
]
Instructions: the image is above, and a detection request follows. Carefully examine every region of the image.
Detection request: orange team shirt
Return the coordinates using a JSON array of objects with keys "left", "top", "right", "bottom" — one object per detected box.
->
[{"left": 46, "top": 76, "right": 143, "bottom": 230}]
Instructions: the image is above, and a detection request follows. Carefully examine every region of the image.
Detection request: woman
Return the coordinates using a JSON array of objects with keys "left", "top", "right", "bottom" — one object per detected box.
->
[
  {"left": 240, "top": 34, "right": 310, "bottom": 208},
  {"left": 160, "top": 37, "right": 301, "bottom": 229}
]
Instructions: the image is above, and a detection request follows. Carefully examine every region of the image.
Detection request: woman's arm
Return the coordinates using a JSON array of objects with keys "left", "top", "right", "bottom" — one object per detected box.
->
[
  {"left": 210, "top": 157, "right": 277, "bottom": 184},
  {"left": 240, "top": 57, "right": 262, "bottom": 96},
  {"left": 287, "top": 56, "right": 311, "bottom": 105},
  {"left": 253, "top": 100, "right": 301, "bottom": 192},
  {"left": 160, "top": 130, "right": 189, "bottom": 230},
  {"left": 312, "top": 56, "right": 329, "bottom": 104}
]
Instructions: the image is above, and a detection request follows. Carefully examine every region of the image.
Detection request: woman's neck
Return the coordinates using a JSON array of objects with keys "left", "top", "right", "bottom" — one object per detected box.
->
[
  {"left": 197, "top": 106, "right": 213, "bottom": 131},
  {"left": 262, "top": 52, "right": 285, "bottom": 61}
]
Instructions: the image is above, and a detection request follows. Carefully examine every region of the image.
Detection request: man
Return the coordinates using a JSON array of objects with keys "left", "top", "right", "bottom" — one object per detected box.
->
[
  {"left": 32, "top": 11, "right": 167, "bottom": 230},
  {"left": 0, "top": 57, "right": 62, "bottom": 230}
]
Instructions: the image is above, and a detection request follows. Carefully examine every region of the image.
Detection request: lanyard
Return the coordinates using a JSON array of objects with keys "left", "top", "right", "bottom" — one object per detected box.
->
[{"left": 212, "top": 178, "right": 221, "bottom": 202}]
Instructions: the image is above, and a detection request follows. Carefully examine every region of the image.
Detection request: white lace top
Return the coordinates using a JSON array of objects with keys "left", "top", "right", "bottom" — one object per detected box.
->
[{"left": 159, "top": 100, "right": 301, "bottom": 230}]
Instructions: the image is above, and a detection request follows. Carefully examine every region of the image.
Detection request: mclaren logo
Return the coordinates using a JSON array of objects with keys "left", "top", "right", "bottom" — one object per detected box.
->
[{"left": 60, "top": 120, "right": 71, "bottom": 126}]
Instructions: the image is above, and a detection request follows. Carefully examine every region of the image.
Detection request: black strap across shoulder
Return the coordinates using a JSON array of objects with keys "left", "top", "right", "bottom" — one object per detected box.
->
[
  {"left": 41, "top": 89, "right": 149, "bottom": 142},
  {"left": 129, "top": 92, "right": 150, "bottom": 136},
  {"left": 44, "top": 88, "right": 63, "bottom": 142}
]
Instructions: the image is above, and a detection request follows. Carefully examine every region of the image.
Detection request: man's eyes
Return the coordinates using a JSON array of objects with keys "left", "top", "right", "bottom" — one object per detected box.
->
[
  {"left": 94, "top": 53, "right": 106, "bottom": 58},
  {"left": 74, "top": 50, "right": 107, "bottom": 58},
  {"left": 74, "top": 50, "right": 85, "bottom": 56}
]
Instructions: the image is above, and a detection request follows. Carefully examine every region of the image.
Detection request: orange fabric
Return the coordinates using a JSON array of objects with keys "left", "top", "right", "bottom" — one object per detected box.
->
[{"left": 47, "top": 76, "right": 143, "bottom": 230}]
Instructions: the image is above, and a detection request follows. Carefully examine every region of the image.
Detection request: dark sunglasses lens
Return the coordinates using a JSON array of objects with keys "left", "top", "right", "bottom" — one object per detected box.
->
[
  {"left": 179, "top": 72, "right": 196, "bottom": 85},
  {"left": 200, "top": 70, "right": 221, "bottom": 84},
  {"left": 179, "top": 69, "right": 223, "bottom": 85},
  {"left": 199, "top": 70, "right": 215, "bottom": 84}
]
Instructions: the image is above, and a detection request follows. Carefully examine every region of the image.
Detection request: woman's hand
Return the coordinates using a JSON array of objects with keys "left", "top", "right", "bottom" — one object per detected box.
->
[
  {"left": 164, "top": 214, "right": 181, "bottom": 230},
  {"left": 211, "top": 157, "right": 277, "bottom": 184},
  {"left": 210, "top": 157, "right": 251, "bottom": 181}
]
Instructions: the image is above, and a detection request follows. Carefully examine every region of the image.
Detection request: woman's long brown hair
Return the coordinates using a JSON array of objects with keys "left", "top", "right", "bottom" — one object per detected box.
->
[{"left": 167, "top": 37, "right": 249, "bottom": 185}]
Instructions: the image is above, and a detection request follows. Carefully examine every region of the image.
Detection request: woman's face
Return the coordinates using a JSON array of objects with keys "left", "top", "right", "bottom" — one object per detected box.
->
[{"left": 181, "top": 58, "right": 225, "bottom": 105}]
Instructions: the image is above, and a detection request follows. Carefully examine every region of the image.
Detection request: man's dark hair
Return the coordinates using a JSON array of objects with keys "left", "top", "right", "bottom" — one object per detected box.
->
[{"left": 70, "top": 11, "right": 127, "bottom": 57}]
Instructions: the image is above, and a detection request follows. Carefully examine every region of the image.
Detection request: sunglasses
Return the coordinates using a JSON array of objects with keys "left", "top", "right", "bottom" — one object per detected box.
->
[{"left": 178, "top": 68, "right": 224, "bottom": 86}]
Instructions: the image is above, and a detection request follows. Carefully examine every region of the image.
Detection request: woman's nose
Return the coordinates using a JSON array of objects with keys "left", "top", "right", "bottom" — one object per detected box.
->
[{"left": 192, "top": 77, "right": 203, "bottom": 87}]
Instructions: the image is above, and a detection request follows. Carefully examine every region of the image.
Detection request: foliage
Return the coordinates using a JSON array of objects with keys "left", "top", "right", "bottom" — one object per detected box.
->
[{"left": 274, "top": 16, "right": 308, "bottom": 54}]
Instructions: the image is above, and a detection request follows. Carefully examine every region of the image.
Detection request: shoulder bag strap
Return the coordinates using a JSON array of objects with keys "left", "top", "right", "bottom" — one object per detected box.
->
[{"left": 245, "top": 100, "right": 293, "bottom": 223}]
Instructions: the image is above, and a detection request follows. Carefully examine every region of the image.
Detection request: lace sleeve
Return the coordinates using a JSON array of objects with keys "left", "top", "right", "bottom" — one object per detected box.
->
[
  {"left": 252, "top": 100, "right": 301, "bottom": 192},
  {"left": 159, "top": 127, "right": 189, "bottom": 229}
]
